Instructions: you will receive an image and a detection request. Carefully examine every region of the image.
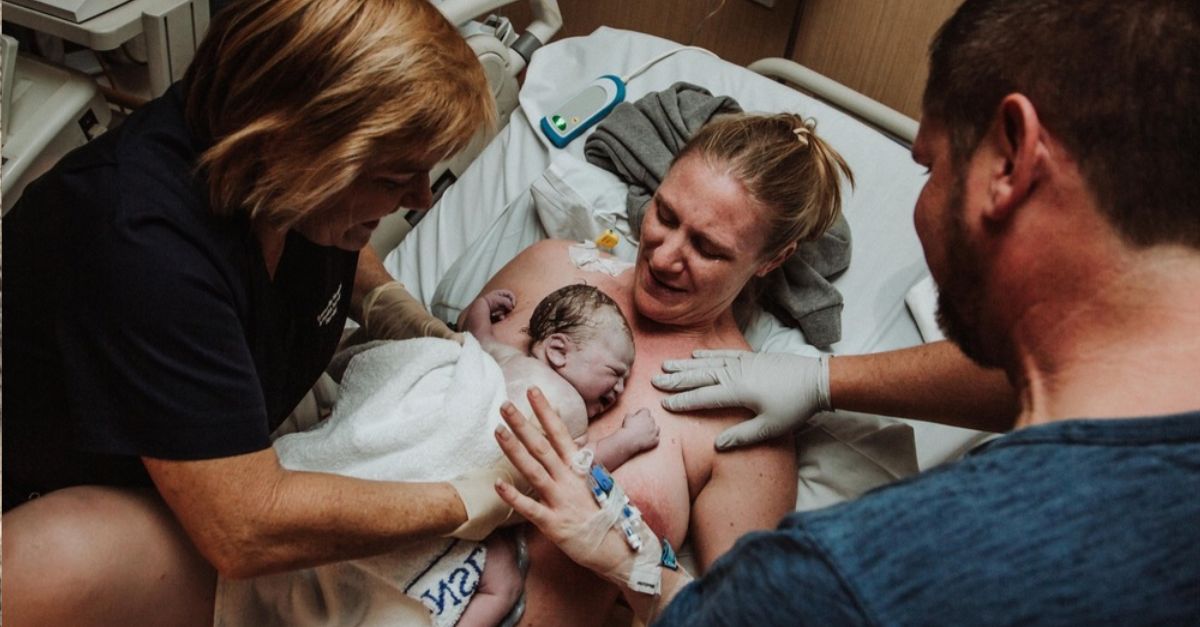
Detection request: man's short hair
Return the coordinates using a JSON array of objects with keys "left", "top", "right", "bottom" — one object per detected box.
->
[{"left": 924, "top": 0, "right": 1199, "bottom": 249}]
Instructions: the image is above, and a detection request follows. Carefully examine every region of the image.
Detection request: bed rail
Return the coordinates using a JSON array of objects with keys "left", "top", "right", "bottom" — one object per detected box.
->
[
  {"left": 747, "top": 57, "right": 918, "bottom": 147},
  {"left": 369, "top": 0, "right": 563, "bottom": 256},
  {"left": 437, "top": 0, "right": 562, "bottom": 74}
]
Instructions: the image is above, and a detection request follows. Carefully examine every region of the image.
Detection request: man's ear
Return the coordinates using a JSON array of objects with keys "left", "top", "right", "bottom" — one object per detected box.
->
[
  {"left": 984, "top": 94, "right": 1046, "bottom": 223},
  {"left": 544, "top": 333, "right": 572, "bottom": 369},
  {"left": 755, "top": 241, "right": 798, "bottom": 277}
]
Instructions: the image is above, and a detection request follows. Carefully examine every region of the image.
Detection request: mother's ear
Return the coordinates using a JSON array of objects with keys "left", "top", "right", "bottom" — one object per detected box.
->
[
  {"left": 984, "top": 93, "right": 1048, "bottom": 223},
  {"left": 543, "top": 333, "right": 573, "bottom": 369},
  {"left": 755, "top": 241, "right": 798, "bottom": 278}
]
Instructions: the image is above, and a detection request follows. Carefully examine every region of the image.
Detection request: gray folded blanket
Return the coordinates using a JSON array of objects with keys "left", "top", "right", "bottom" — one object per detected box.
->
[{"left": 583, "top": 82, "right": 851, "bottom": 346}]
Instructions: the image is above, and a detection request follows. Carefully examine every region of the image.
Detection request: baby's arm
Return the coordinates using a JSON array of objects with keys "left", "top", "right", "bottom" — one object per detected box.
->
[
  {"left": 463, "top": 289, "right": 516, "bottom": 351},
  {"left": 590, "top": 408, "right": 660, "bottom": 470}
]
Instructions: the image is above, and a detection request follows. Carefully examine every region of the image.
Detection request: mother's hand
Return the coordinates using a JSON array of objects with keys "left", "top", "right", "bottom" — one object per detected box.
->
[{"left": 493, "top": 388, "right": 640, "bottom": 583}]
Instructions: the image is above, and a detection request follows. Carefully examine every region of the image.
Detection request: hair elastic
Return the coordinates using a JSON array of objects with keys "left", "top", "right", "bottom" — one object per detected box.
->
[{"left": 792, "top": 118, "right": 817, "bottom": 147}]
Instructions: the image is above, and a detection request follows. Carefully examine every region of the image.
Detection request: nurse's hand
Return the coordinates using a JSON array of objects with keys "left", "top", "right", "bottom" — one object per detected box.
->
[
  {"left": 493, "top": 388, "right": 636, "bottom": 582},
  {"left": 361, "top": 280, "right": 463, "bottom": 343},
  {"left": 653, "top": 350, "right": 831, "bottom": 450}
]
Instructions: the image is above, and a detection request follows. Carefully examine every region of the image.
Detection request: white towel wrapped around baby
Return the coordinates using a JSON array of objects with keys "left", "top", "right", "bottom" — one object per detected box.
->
[{"left": 214, "top": 335, "right": 509, "bottom": 627}]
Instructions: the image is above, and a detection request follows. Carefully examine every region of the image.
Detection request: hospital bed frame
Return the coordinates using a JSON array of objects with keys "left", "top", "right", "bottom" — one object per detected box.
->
[
  {"left": 367, "top": 0, "right": 563, "bottom": 256},
  {"left": 384, "top": 21, "right": 999, "bottom": 472},
  {"left": 747, "top": 57, "right": 919, "bottom": 146},
  {"left": 282, "top": 23, "right": 996, "bottom": 624}
]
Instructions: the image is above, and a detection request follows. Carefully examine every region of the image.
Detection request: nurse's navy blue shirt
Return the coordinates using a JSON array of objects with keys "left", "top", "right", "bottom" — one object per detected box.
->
[{"left": 2, "top": 85, "right": 357, "bottom": 508}]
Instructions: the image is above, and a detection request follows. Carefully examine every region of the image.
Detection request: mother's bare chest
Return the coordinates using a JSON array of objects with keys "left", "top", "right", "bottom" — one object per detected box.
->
[{"left": 476, "top": 244, "right": 750, "bottom": 545}]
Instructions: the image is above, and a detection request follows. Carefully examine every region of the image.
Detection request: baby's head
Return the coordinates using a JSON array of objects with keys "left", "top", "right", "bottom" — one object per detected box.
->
[{"left": 527, "top": 284, "right": 635, "bottom": 419}]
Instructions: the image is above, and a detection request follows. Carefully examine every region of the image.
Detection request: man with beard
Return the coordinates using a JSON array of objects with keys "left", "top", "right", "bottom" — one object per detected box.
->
[
  {"left": 491, "top": 0, "right": 1200, "bottom": 624},
  {"left": 652, "top": 2, "right": 1195, "bottom": 446}
]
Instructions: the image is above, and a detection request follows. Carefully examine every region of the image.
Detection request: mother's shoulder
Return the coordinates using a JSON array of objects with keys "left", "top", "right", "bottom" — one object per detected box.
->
[
  {"left": 504, "top": 239, "right": 629, "bottom": 285},
  {"left": 514, "top": 239, "right": 576, "bottom": 262},
  {"left": 492, "top": 240, "right": 578, "bottom": 285}
]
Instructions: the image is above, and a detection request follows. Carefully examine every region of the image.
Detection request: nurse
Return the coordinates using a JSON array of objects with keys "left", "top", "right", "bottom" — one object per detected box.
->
[{"left": 2, "top": 0, "right": 510, "bottom": 624}]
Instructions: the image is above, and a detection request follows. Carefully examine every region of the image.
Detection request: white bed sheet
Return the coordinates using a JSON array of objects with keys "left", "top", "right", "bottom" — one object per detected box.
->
[
  {"left": 388, "top": 27, "right": 929, "bottom": 354},
  {"left": 383, "top": 27, "right": 989, "bottom": 474}
]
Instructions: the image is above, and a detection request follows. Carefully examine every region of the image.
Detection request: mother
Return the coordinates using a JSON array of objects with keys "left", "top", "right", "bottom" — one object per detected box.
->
[{"left": 462, "top": 112, "right": 853, "bottom": 623}]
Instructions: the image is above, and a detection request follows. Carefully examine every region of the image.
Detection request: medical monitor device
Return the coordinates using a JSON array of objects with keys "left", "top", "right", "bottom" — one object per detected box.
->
[
  {"left": 1, "top": 51, "right": 111, "bottom": 214},
  {"left": 539, "top": 74, "right": 625, "bottom": 148},
  {"left": 2, "top": 35, "right": 16, "bottom": 141},
  {"left": 5, "top": 0, "right": 134, "bottom": 23}
]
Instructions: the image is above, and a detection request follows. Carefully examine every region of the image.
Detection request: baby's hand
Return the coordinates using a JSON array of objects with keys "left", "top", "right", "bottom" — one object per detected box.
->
[
  {"left": 481, "top": 289, "right": 517, "bottom": 322},
  {"left": 619, "top": 408, "right": 660, "bottom": 453}
]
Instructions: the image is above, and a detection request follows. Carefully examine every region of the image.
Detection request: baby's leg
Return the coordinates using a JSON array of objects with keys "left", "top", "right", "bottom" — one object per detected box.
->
[
  {"left": 517, "top": 533, "right": 622, "bottom": 627},
  {"left": 457, "top": 532, "right": 523, "bottom": 627}
]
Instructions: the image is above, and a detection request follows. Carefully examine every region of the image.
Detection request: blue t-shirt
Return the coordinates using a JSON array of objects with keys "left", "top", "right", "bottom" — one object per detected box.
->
[
  {"left": 658, "top": 413, "right": 1200, "bottom": 625},
  {"left": 2, "top": 85, "right": 357, "bottom": 507}
]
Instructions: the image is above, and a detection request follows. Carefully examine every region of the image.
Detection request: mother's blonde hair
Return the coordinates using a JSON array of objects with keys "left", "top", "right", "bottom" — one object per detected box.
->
[
  {"left": 183, "top": 0, "right": 494, "bottom": 227},
  {"left": 677, "top": 112, "right": 852, "bottom": 260}
]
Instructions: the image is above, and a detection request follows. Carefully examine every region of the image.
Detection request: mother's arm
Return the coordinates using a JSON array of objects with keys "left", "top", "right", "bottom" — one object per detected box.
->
[{"left": 688, "top": 432, "right": 797, "bottom": 569}]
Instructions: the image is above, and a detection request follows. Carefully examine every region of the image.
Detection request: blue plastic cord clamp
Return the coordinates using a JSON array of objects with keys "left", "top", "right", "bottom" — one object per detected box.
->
[
  {"left": 660, "top": 537, "right": 679, "bottom": 570},
  {"left": 586, "top": 463, "right": 649, "bottom": 552}
]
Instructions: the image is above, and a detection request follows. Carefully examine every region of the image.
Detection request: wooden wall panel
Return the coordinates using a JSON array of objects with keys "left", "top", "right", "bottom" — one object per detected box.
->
[
  {"left": 494, "top": 0, "right": 800, "bottom": 68},
  {"left": 789, "top": 0, "right": 963, "bottom": 119}
]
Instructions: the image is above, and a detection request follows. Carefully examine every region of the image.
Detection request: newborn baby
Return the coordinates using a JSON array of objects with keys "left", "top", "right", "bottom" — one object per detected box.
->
[
  {"left": 458, "top": 284, "right": 660, "bottom": 626},
  {"left": 467, "top": 283, "right": 639, "bottom": 435}
]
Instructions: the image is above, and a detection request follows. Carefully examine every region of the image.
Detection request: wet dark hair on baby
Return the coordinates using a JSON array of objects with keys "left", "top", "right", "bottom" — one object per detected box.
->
[{"left": 526, "top": 284, "right": 632, "bottom": 347}]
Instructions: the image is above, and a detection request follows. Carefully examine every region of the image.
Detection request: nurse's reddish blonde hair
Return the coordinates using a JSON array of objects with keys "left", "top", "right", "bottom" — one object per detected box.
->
[
  {"left": 183, "top": 0, "right": 493, "bottom": 227},
  {"left": 677, "top": 112, "right": 853, "bottom": 259}
]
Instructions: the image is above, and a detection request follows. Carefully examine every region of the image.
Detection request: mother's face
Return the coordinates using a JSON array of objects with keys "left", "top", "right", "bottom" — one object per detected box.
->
[{"left": 633, "top": 154, "right": 776, "bottom": 328}]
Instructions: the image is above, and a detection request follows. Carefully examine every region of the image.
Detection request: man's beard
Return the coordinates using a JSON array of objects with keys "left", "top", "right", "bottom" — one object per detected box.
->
[{"left": 934, "top": 178, "right": 1005, "bottom": 369}]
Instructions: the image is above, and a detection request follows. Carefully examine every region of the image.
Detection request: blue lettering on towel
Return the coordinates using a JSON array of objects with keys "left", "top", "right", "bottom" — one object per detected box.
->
[
  {"left": 464, "top": 546, "right": 485, "bottom": 577},
  {"left": 418, "top": 544, "right": 487, "bottom": 617}
]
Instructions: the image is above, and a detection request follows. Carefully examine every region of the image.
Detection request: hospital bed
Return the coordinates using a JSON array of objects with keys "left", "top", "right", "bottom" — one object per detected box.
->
[
  {"left": 375, "top": 26, "right": 995, "bottom": 514},
  {"left": 283, "top": 4, "right": 994, "bottom": 591},
  {"left": 258, "top": 15, "right": 1000, "bottom": 627}
]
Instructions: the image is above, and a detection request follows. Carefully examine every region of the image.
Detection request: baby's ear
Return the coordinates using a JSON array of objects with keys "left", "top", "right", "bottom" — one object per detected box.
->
[{"left": 544, "top": 333, "right": 572, "bottom": 369}]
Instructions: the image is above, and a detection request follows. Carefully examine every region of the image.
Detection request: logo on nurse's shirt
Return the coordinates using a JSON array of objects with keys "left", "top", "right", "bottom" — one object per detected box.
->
[{"left": 316, "top": 283, "right": 343, "bottom": 326}]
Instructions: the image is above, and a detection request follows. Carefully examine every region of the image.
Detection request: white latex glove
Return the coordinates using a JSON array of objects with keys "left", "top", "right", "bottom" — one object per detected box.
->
[
  {"left": 446, "top": 459, "right": 531, "bottom": 541},
  {"left": 361, "top": 281, "right": 463, "bottom": 343},
  {"left": 652, "top": 350, "right": 831, "bottom": 450}
]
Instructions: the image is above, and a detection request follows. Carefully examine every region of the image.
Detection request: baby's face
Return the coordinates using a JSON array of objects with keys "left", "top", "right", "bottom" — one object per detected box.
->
[{"left": 557, "top": 331, "right": 635, "bottom": 419}]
